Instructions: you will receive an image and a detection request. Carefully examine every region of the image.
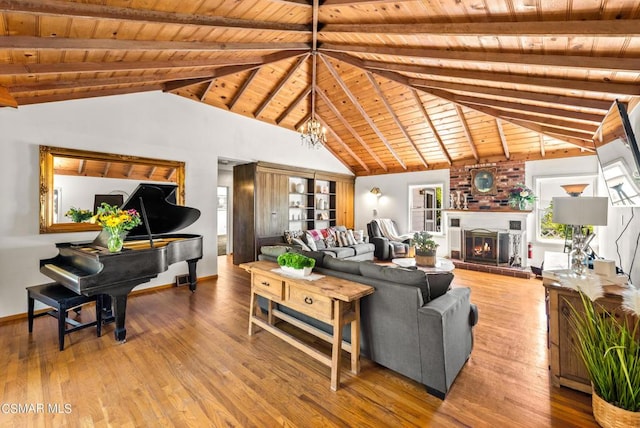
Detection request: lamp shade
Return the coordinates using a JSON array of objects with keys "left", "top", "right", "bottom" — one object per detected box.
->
[
  {"left": 370, "top": 187, "right": 382, "bottom": 196},
  {"left": 552, "top": 197, "right": 609, "bottom": 226}
]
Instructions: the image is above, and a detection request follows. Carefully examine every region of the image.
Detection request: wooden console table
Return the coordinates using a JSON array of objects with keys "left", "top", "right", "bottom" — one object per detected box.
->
[
  {"left": 240, "top": 260, "right": 374, "bottom": 391},
  {"left": 542, "top": 270, "right": 632, "bottom": 393}
]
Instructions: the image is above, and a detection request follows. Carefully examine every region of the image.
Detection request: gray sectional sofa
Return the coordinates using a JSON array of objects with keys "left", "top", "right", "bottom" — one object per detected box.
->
[{"left": 258, "top": 248, "right": 479, "bottom": 399}]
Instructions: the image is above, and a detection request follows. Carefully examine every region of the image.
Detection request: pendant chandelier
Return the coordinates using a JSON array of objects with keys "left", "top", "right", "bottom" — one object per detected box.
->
[{"left": 299, "top": 52, "right": 326, "bottom": 149}]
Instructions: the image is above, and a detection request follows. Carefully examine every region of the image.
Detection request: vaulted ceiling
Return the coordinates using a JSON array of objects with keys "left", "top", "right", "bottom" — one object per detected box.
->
[{"left": 1, "top": 0, "right": 639, "bottom": 176}]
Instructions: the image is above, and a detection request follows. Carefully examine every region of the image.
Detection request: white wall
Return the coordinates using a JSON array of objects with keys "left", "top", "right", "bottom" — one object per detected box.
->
[{"left": 0, "top": 91, "right": 349, "bottom": 318}]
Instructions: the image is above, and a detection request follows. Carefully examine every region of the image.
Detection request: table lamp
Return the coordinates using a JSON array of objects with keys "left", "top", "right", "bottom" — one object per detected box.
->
[{"left": 552, "top": 196, "right": 608, "bottom": 275}]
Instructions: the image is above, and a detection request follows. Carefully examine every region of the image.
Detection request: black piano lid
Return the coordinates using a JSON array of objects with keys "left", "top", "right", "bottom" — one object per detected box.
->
[{"left": 100, "top": 183, "right": 200, "bottom": 238}]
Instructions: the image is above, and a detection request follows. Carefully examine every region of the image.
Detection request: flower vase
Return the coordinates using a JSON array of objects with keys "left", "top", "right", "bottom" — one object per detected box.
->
[
  {"left": 518, "top": 199, "right": 528, "bottom": 210},
  {"left": 107, "top": 232, "right": 124, "bottom": 253}
]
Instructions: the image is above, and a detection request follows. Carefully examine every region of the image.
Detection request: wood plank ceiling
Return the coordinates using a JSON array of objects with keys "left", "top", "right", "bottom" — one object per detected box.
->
[{"left": 1, "top": 0, "right": 639, "bottom": 176}]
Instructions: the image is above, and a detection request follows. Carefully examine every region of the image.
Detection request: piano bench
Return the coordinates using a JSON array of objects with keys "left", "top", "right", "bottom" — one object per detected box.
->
[{"left": 27, "top": 283, "right": 103, "bottom": 351}]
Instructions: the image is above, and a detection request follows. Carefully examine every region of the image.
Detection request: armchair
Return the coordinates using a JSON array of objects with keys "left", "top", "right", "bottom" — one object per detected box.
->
[{"left": 367, "top": 219, "right": 412, "bottom": 260}]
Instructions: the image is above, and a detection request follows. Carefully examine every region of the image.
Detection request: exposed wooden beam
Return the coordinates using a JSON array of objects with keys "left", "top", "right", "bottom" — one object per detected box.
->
[
  {"left": 496, "top": 109, "right": 598, "bottom": 134},
  {"left": 164, "top": 50, "right": 307, "bottom": 93},
  {"left": 270, "top": 0, "right": 311, "bottom": 6},
  {"left": 319, "top": 54, "right": 407, "bottom": 170},
  {"left": 454, "top": 105, "right": 479, "bottom": 162},
  {"left": 276, "top": 87, "right": 311, "bottom": 124},
  {"left": 315, "top": 89, "right": 387, "bottom": 171},
  {"left": 14, "top": 84, "right": 163, "bottom": 106},
  {"left": 450, "top": 92, "right": 603, "bottom": 125},
  {"left": 254, "top": 54, "right": 308, "bottom": 118},
  {"left": 316, "top": 115, "right": 370, "bottom": 173},
  {"left": 77, "top": 160, "right": 86, "bottom": 175},
  {"left": 365, "top": 73, "right": 428, "bottom": 168},
  {"left": 0, "top": 85, "right": 17, "bottom": 107},
  {"left": 0, "top": 56, "right": 269, "bottom": 76},
  {"left": 322, "top": 0, "right": 414, "bottom": 5},
  {"left": 0, "top": 36, "right": 309, "bottom": 53},
  {"left": 147, "top": 166, "right": 157, "bottom": 179},
  {"left": 166, "top": 169, "right": 176, "bottom": 181},
  {"left": 495, "top": 120, "right": 510, "bottom": 161},
  {"left": 408, "top": 77, "right": 610, "bottom": 113},
  {"left": 7, "top": 70, "right": 245, "bottom": 93},
  {"left": 0, "top": 0, "right": 310, "bottom": 33},
  {"left": 125, "top": 164, "right": 134, "bottom": 178},
  {"left": 411, "top": 90, "right": 452, "bottom": 165},
  {"left": 326, "top": 52, "right": 640, "bottom": 100},
  {"left": 228, "top": 69, "right": 261, "bottom": 111},
  {"left": 539, "top": 135, "right": 546, "bottom": 157},
  {"left": 312, "top": 0, "right": 319, "bottom": 51},
  {"left": 319, "top": 43, "right": 640, "bottom": 73},
  {"left": 102, "top": 162, "right": 111, "bottom": 177},
  {"left": 321, "top": 19, "right": 640, "bottom": 37},
  {"left": 505, "top": 118, "right": 593, "bottom": 141}
]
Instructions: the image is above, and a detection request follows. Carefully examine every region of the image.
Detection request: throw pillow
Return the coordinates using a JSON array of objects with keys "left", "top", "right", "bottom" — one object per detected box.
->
[
  {"left": 337, "top": 231, "right": 349, "bottom": 247},
  {"left": 291, "top": 237, "right": 311, "bottom": 252},
  {"left": 283, "top": 230, "right": 303, "bottom": 244},
  {"left": 346, "top": 229, "right": 357, "bottom": 246},
  {"left": 304, "top": 232, "right": 318, "bottom": 251},
  {"left": 315, "top": 238, "right": 327, "bottom": 250},
  {"left": 426, "top": 273, "right": 453, "bottom": 301},
  {"left": 352, "top": 229, "right": 365, "bottom": 244},
  {"left": 324, "top": 235, "right": 336, "bottom": 248}
]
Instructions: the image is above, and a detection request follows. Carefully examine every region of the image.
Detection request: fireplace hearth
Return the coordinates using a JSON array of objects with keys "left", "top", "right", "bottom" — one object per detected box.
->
[{"left": 463, "top": 229, "right": 510, "bottom": 266}]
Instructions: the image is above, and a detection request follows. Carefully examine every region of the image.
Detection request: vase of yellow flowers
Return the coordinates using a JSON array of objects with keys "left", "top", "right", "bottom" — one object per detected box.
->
[
  {"left": 91, "top": 203, "right": 142, "bottom": 253},
  {"left": 65, "top": 207, "right": 93, "bottom": 223}
]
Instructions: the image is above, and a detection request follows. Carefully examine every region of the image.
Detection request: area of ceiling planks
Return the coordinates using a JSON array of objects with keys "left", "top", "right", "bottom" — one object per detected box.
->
[{"left": 1, "top": 0, "right": 638, "bottom": 176}]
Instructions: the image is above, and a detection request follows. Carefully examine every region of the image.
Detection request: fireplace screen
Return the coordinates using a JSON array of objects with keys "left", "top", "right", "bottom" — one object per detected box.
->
[{"left": 463, "top": 229, "right": 510, "bottom": 265}]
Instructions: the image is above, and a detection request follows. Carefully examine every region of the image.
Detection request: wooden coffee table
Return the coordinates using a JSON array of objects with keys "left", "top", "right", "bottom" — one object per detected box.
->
[{"left": 392, "top": 257, "right": 455, "bottom": 273}]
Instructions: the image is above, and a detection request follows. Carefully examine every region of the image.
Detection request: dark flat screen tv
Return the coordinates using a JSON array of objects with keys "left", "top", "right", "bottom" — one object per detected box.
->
[{"left": 593, "top": 100, "right": 640, "bottom": 207}]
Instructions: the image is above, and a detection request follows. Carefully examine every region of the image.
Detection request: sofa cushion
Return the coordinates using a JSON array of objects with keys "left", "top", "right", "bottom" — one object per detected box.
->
[
  {"left": 321, "top": 246, "right": 355, "bottom": 259},
  {"left": 304, "top": 232, "right": 318, "bottom": 251},
  {"left": 323, "top": 256, "right": 362, "bottom": 275},
  {"left": 260, "top": 245, "right": 290, "bottom": 257},
  {"left": 426, "top": 273, "right": 454, "bottom": 301},
  {"left": 359, "top": 262, "right": 428, "bottom": 301},
  {"left": 352, "top": 243, "right": 375, "bottom": 255}
]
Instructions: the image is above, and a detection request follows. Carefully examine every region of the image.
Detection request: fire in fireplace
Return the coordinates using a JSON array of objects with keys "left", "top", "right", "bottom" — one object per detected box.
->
[{"left": 463, "top": 229, "right": 510, "bottom": 265}]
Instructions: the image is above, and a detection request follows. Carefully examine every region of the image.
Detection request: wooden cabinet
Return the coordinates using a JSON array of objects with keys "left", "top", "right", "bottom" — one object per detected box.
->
[
  {"left": 542, "top": 271, "right": 635, "bottom": 393},
  {"left": 336, "top": 179, "right": 354, "bottom": 229},
  {"left": 233, "top": 162, "right": 355, "bottom": 264}
]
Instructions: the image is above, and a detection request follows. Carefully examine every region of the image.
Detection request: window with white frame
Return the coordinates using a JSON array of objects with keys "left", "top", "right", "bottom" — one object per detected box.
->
[
  {"left": 408, "top": 184, "right": 443, "bottom": 233},
  {"left": 534, "top": 174, "right": 598, "bottom": 242}
]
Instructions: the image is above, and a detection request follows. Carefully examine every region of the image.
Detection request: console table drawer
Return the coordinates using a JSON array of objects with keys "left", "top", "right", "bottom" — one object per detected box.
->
[
  {"left": 286, "top": 285, "right": 333, "bottom": 322},
  {"left": 253, "top": 274, "right": 284, "bottom": 300}
]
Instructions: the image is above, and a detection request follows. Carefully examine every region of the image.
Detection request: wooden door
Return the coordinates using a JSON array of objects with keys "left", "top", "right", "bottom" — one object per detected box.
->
[
  {"left": 335, "top": 180, "right": 354, "bottom": 229},
  {"left": 255, "top": 171, "right": 289, "bottom": 237}
]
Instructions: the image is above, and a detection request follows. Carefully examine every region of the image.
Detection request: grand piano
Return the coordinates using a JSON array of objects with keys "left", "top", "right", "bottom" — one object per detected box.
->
[{"left": 40, "top": 183, "right": 203, "bottom": 342}]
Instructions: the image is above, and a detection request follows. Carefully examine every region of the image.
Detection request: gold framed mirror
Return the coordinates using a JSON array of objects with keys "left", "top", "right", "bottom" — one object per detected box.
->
[{"left": 39, "top": 146, "right": 185, "bottom": 233}]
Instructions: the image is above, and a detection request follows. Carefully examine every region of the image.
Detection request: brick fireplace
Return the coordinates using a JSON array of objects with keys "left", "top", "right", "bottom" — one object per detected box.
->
[{"left": 445, "top": 210, "right": 531, "bottom": 277}]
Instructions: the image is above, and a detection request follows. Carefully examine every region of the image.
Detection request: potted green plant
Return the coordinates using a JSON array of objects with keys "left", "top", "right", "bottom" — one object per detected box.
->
[
  {"left": 564, "top": 277, "right": 640, "bottom": 427},
  {"left": 412, "top": 231, "right": 439, "bottom": 267},
  {"left": 277, "top": 252, "right": 316, "bottom": 277}
]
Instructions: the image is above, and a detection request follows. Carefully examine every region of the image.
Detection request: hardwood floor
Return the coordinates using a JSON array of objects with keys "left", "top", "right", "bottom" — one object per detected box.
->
[{"left": 1, "top": 256, "right": 597, "bottom": 427}]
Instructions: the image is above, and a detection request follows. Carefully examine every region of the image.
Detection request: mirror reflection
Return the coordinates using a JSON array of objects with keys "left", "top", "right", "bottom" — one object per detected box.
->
[
  {"left": 593, "top": 101, "right": 640, "bottom": 207},
  {"left": 39, "top": 146, "right": 185, "bottom": 233}
]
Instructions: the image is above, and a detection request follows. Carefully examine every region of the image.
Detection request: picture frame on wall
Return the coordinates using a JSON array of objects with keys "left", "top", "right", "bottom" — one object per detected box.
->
[{"left": 470, "top": 168, "right": 497, "bottom": 196}]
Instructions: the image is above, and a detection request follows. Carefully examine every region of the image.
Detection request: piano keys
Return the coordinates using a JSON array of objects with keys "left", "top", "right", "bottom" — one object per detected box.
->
[{"left": 40, "top": 183, "right": 203, "bottom": 342}]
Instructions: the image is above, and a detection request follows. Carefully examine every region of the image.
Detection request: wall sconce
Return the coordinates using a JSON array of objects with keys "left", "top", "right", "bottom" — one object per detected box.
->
[{"left": 370, "top": 187, "right": 382, "bottom": 197}]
